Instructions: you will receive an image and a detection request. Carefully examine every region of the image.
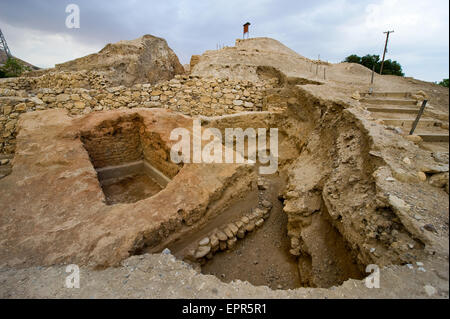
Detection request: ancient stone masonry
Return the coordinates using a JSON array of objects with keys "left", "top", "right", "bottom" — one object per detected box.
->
[{"left": 0, "top": 73, "right": 277, "bottom": 154}]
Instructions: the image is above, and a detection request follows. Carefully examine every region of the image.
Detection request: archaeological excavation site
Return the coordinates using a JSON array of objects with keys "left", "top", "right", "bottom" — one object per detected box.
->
[{"left": 0, "top": 34, "right": 448, "bottom": 299}]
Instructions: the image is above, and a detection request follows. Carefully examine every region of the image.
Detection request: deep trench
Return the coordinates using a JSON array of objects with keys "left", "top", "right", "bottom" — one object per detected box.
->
[{"left": 199, "top": 172, "right": 302, "bottom": 290}]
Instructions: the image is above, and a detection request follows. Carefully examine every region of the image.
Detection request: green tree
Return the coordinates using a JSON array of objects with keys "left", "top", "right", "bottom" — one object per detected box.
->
[
  {"left": 0, "top": 57, "right": 25, "bottom": 77},
  {"left": 344, "top": 54, "right": 361, "bottom": 64},
  {"left": 438, "top": 78, "right": 449, "bottom": 88},
  {"left": 361, "top": 54, "right": 380, "bottom": 72},
  {"left": 343, "top": 54, "right": 404, "bottom": 76},
  {"left": 381, "top": 59, "right": 404, "bottom": 76}
]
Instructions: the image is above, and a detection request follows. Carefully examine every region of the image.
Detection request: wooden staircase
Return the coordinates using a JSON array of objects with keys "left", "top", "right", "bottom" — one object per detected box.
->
[{"left": 361, "top": 92, "right": 449, "bottom": 145}]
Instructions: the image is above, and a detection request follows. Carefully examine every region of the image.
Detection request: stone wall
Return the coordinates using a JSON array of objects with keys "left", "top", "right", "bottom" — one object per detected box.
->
[
  {"left": 80, "top": 115, "right": 144, "bottom": 169},
  {"left": 1, "top": 72, "right": 277, "bottom": 154},
  {"left": 1, "top": 70, "right": 111, "bottom": 91}
]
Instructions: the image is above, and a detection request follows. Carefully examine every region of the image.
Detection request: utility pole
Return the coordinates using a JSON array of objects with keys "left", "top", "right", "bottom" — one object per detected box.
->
[
  {"left": 0, "top": 28, "right": 12, "bottom": 58},
  {"left": 380, "top": 30, "right": 394, "bottom": 75}
]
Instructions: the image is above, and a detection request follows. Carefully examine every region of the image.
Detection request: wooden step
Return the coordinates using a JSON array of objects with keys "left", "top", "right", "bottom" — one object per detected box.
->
[
  {"left": 362, "top": 92, "right": 412, "bottom": 99},
  {"left": 421, "top": 142, "right": 449, "bottom": 152},
  {"left": 417, "top": 133, "right": 449, "bottom": 143},
  {"left": 379, "top": 118, "right": 438, "bottom": 129},
  {"left": 361, "top": 98, "right": 417, "bottom": 106},
  {"left": 367, "top": 106, "right": 419, "bottom": 114}
]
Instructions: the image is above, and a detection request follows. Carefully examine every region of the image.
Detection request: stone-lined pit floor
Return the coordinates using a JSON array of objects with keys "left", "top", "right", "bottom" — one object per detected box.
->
[
  {"left": 201, "top": 173, "right": 301, "bottom": 290},
  {"left": 101, "top": 173, "right": 163, "bottom": 205}
]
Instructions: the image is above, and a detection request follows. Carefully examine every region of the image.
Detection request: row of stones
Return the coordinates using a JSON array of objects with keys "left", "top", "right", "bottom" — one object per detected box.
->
[{"left": 187, "top": 199, "right": 273, "bottom": 264}]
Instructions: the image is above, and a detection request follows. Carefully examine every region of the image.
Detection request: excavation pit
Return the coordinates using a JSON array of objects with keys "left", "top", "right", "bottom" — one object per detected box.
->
[
  {"left": 80, "top": 113, "right": 179, "bottom": 205},
  {"left": 96, "top": 161, "right": 170, "bottom": 205}
]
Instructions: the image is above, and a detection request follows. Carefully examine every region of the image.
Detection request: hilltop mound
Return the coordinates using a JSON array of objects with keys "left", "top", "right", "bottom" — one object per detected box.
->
[
  {"left": 191, "top": 37, "right": 314, "bottom": 81},
  {"left": 54, "top": 34, "right": 184, "bottom": 86}
]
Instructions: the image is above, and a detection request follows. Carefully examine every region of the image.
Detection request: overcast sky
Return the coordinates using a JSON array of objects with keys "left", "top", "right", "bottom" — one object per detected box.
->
[{"left": 0, "top": 0, "right": 448, "bottom": 82}]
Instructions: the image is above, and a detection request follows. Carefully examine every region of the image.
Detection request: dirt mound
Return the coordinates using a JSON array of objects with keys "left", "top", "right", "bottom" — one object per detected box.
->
[
  {"left": 54, "top": 35, "right": 184, "bottom": 86},
  {"left": 191, "top": 37, "right": 315, "bottom": 81}
]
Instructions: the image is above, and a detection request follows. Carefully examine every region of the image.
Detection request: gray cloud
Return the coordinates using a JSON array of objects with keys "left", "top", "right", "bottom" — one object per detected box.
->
[{"left": 0, "top": 0, "right": 448, "bottom": 82}]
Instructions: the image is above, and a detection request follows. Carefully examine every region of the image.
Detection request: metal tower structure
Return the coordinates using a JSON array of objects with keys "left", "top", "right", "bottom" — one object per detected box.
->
[{"left": 0, "top": 28, "right": 12, "bottom": 58}]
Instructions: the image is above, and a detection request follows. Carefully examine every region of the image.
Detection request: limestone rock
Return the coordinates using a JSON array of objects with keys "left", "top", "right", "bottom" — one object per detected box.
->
[
  {"left": 403, "top": 157, "right": 412, "bottom": 165},
  {"left": 245, "top": 222, "right": 255, "bottom": 232},
  {"left": 417, "top": 171, "right": 427, "bottom": 182},
  {"left": 227, "top": 238, "right": 237, "bottom": 249},
  {"left": 215, "top": 230, "right": 228, "bottom": 241},
  {"left": 255, "top": 218, "right": 264, "bottom": 228},
  {"left": 209, "top": 235, "right": 219, "bottom": 248},
  {"left": 351, "top": 91, "right": 361, "bottom": 100},
  {"left": 223, "top": 227, "right": 234, "bottom": 239},
  {"left": 241, "top": 216, "right": 249, "bottom": 224},
  {"left": 405, "top": 135, "right": 423, "bottom": 145},
  {"left": 15, "top": 103, "right": 27, "bottom": 112},
  {"left": 195, "top": 245, "right": 211, "bottom": 259},
  {"left": 429, "top": 172, "right": 449, "bottom": 189},
  {"left": 228, "top": 223, "right": 238, "bottom": 235},
  {"left": 198, "top": 237, "right": 210, "bottom": 246},
  {"left": 219, "top": 241, "right": 227, "bottom": 251},
  {"left": 261, "top": 200, "right": 272, "bottom": 209},
  {"left": 56, "top": 94, "right": 70, "bottom": 102},
  {"left": 432, "top": 152, "right": 449, "bottom": 164},
  {"left": 420, "top": 163, "right": 449, "bottom": 174},
  {"left": 74, "top": 101, "right": 85, "bottom": 109}
]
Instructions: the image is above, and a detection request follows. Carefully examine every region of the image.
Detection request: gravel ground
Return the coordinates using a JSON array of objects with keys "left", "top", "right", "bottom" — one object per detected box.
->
[{"left": 0, "top": 252, "right": 448, "bottom": 299}]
